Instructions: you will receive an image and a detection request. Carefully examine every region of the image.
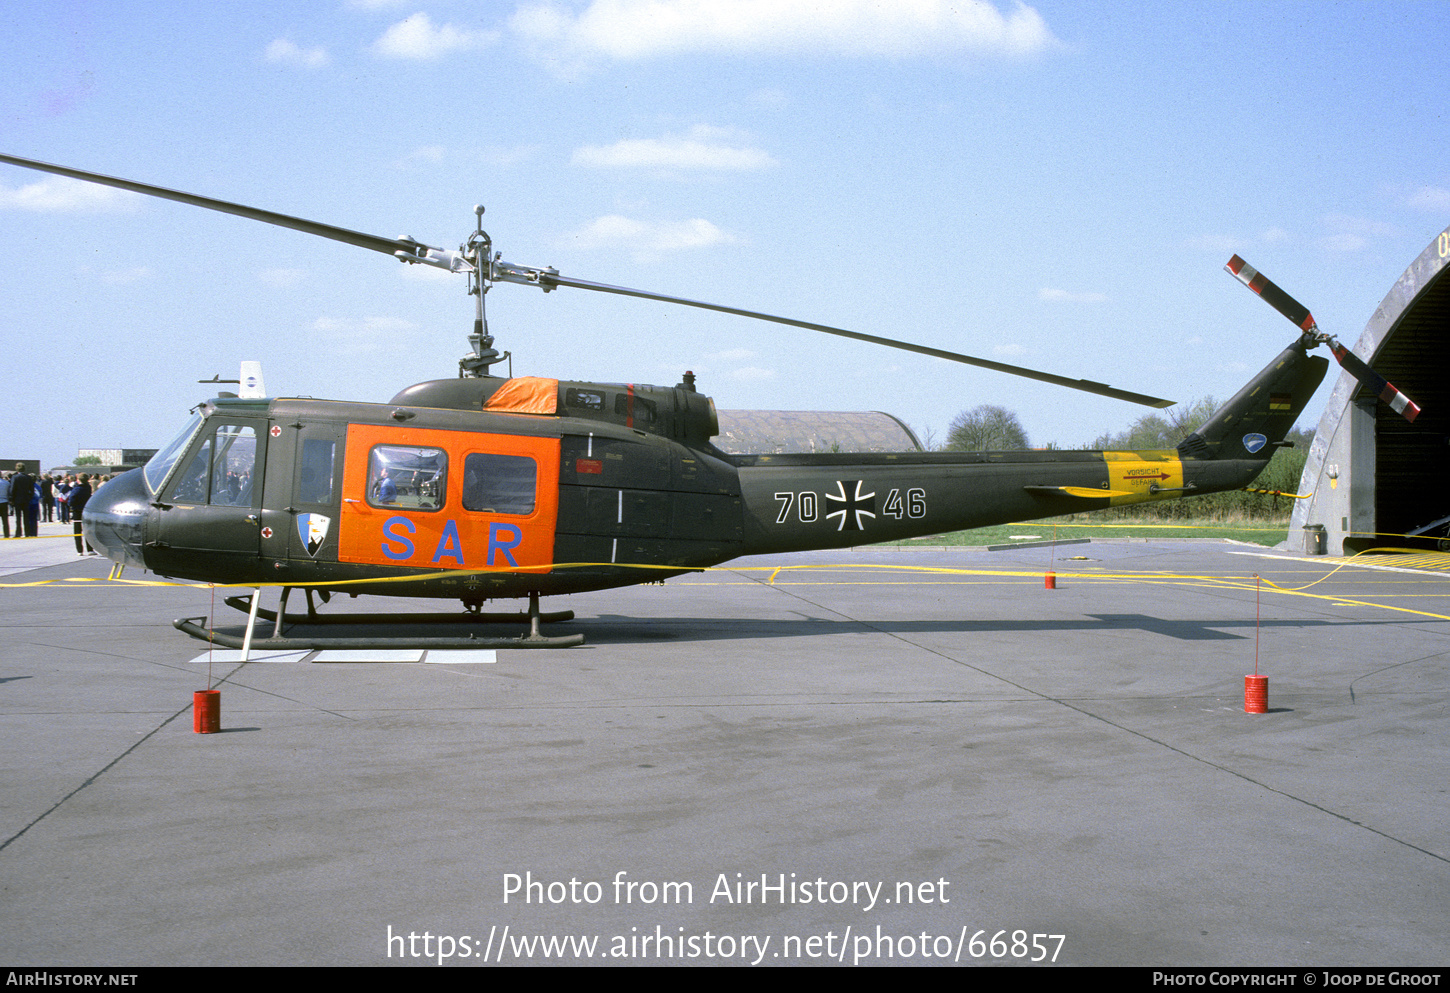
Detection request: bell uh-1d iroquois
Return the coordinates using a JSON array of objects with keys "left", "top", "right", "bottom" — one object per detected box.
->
[{"left": 4, "top": 153, "right": 1408, "bottom": 649}]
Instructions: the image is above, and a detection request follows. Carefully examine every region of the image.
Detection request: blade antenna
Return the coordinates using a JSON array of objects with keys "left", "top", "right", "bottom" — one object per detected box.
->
[{"left": 1225, "top": 255, "right": 1422, "bottom": 422}]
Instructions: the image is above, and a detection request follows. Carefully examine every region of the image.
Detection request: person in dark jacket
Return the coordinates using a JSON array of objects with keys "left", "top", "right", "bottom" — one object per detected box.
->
[
  {"left": 10, "top": 465, "right": 36, "bottom": 538},
  {"left": 40, "top": 474, "right": 54, "bottom": 523},
  {"left": 70, "top": 474, "right": 93, "bottom": 554}
]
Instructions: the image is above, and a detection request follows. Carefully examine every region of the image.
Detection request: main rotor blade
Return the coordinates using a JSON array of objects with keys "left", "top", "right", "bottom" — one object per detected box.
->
[
  {"left": 0, "top": 152, "right": 1175, "bottom": 407},
  {"left": 0, "top": 152, "right": 417, "bottom": 259},
  {"left": 543, "top": 273, "right": 1175, "bottom": 408}
]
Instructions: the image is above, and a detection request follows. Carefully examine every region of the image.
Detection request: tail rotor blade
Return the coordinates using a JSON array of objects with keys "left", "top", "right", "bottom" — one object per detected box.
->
[
  {"left": 1225, "top": 255, "right": 1317, "bottom": 332},
  {"left": 1328, "top": 342, "right": 1422, "bottom": 423}
]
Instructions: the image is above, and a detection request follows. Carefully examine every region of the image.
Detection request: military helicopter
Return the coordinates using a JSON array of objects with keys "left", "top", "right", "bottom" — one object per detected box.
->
[{"left": 3, "top": 153, "right": 1408, "bottom": 649}]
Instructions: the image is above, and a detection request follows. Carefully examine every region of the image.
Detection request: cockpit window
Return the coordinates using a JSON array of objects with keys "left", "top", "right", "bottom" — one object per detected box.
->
[
  {"left": 165, "top": 423, "right": 259, "bottom": 507},
  {"left": 208, "top": 425, "right": 258, "bottom": 506},
  {"left": 144, "top": 413, "right": 203, "bottom": 495}
]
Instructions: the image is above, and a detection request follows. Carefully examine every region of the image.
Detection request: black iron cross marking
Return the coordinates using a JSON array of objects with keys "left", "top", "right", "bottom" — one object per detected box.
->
[{"left": 825, "top": 480, "right": 876, "bottom": 531}]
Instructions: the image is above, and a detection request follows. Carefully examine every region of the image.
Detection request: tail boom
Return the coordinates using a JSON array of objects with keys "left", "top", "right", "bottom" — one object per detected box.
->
[{"left": 732, "top": 339, "right": 1328, "bottom": 556}]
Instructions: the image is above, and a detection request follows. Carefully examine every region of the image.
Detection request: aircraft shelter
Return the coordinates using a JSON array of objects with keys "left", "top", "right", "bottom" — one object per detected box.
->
[{"left": 1291, "top": 222, "right": 1450, "bottom": 554}]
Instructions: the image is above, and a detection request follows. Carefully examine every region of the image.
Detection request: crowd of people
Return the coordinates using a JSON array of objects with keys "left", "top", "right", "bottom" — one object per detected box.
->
[{"left": 0, "top": 465, "right": 109, "bottom": 554}]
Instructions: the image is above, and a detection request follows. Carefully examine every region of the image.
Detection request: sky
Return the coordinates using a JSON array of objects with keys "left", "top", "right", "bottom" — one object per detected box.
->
[{"left": 2, "top": 0, "right": 1448, "bottom": 468}]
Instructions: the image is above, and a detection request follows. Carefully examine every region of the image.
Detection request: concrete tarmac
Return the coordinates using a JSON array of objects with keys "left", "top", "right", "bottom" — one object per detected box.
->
[{"left": 0, "top": 533, "right": 1446, "bottom": 967}]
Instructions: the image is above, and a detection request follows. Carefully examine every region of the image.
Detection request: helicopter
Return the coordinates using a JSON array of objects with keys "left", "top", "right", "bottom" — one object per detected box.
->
[{"left": 2, "top": 152, "right": 1415, "bottom": 649}]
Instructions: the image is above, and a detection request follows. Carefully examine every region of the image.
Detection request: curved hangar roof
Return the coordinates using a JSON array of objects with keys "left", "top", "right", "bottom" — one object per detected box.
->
[{"left": 1291, "top": 224, "right": 1450, "bottom": 553}]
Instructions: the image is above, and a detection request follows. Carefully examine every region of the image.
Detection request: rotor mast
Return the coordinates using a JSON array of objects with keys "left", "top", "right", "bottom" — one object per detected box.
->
[
  {"left": 423, "top": 204, "right": 563, "bottom": 378},
  {"left": 460, "top": 205, "right": 502, "bottom": 378}
]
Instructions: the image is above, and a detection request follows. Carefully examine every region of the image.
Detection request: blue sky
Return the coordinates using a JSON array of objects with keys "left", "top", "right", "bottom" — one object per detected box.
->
[{"left": 2, "top": 1, "right": 1447, "bottom": 467}]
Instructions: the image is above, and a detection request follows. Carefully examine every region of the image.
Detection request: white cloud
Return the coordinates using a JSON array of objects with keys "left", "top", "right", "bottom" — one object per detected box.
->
[
  {"left": 511, "top": 0, "right": 1057, "bottom": 61},
  {"left": 258, "top": 267, "right": 307, "bottom": 287},
  {"left": 393, "top": 144, "right": 540, "bottom": 171},
  {"left": 312, "top": 315, "right": 423, "bottom": 352},
  {"left": 573, "top": 125, "right": 777, "bottom": 171},
  {"left": 372, "top": 12, "right": 499, "bottom": 59},
  {"left": 1317, "top": 214, "right": 1397, "bottom": 254},
  {"left": 1405, "top": 185, "right": 1450, "bottom": 213},
  {"left": 730, "top": 365, "right": 776, "bottom": 380},
  {"left": 394, "top": 145, "right": 449, "bottom": 170},
  {"left": 1038, "top": 288, "right": 1108, "bottom": 304},
  {"left": 265, "top": 38, "right": 330, "bottom": 68},
  {"left": 102, "top": 266, "right": 152, "bottom": 285},
  {"left": 564, "top": 214, "right": 734, "bottom": 259},
  {"left": 0, "top": 177, "right": 140, "bottom": 212}
]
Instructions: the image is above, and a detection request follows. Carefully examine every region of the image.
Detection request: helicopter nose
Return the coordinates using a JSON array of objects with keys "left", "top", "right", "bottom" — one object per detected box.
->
[{"left": 83, "top": 469, "right": 150, "bottom": 569}]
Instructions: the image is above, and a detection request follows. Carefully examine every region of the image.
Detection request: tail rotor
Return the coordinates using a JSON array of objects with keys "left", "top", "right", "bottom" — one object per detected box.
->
[{"left": 1225, "top": 255, "right": 1421, "bottom": 422}]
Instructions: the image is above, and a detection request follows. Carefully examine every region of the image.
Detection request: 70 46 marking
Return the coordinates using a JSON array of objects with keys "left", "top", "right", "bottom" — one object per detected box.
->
[{"left": 774, "top": 487, "right": 925, "bottom": 525}]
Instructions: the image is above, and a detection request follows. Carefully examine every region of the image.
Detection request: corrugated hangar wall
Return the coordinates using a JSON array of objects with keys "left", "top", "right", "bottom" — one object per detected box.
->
[{"left": 1290, "top": 224, "right": 1450, "bottom": 554}]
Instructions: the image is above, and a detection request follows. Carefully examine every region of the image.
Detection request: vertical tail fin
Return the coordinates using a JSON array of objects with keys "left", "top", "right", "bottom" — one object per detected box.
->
[{"left": 1176, "top": 341, "right": 1327, "bottom": 460}]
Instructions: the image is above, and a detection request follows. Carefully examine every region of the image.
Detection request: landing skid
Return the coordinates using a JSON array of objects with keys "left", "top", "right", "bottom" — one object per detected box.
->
[
  {"left": 174, "top": 591, "right": 584, "bottom": 649},
  {"left": 219, "top": 595, "right": 575, "bottom": 627}
]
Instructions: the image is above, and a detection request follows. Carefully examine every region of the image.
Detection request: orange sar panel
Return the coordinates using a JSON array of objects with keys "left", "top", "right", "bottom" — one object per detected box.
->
[{"left": 337, "top": 423, "right": 560, "bottom": 573}]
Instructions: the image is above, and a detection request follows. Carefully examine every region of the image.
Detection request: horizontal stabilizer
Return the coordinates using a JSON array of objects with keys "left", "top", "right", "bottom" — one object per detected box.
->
[{"left": 1023, "top": 485, "right": 1133, "bottom": 500}]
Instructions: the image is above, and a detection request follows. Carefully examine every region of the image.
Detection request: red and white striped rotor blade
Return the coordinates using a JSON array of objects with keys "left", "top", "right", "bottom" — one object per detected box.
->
[
  {"left": 1225, "top": 255, "right": 1421, "bottom": 422},
  {"left": 1225, "top": 255, "right": 1317, "bottom": 332},
  {"left": 1328, "top": 342, "right": 1422, "bottom": 423}
]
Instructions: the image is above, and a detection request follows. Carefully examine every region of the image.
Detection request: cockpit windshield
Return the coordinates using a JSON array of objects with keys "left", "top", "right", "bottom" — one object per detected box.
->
[{"left": 143, "top": 413, "right": 203, "bottom": 496}]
